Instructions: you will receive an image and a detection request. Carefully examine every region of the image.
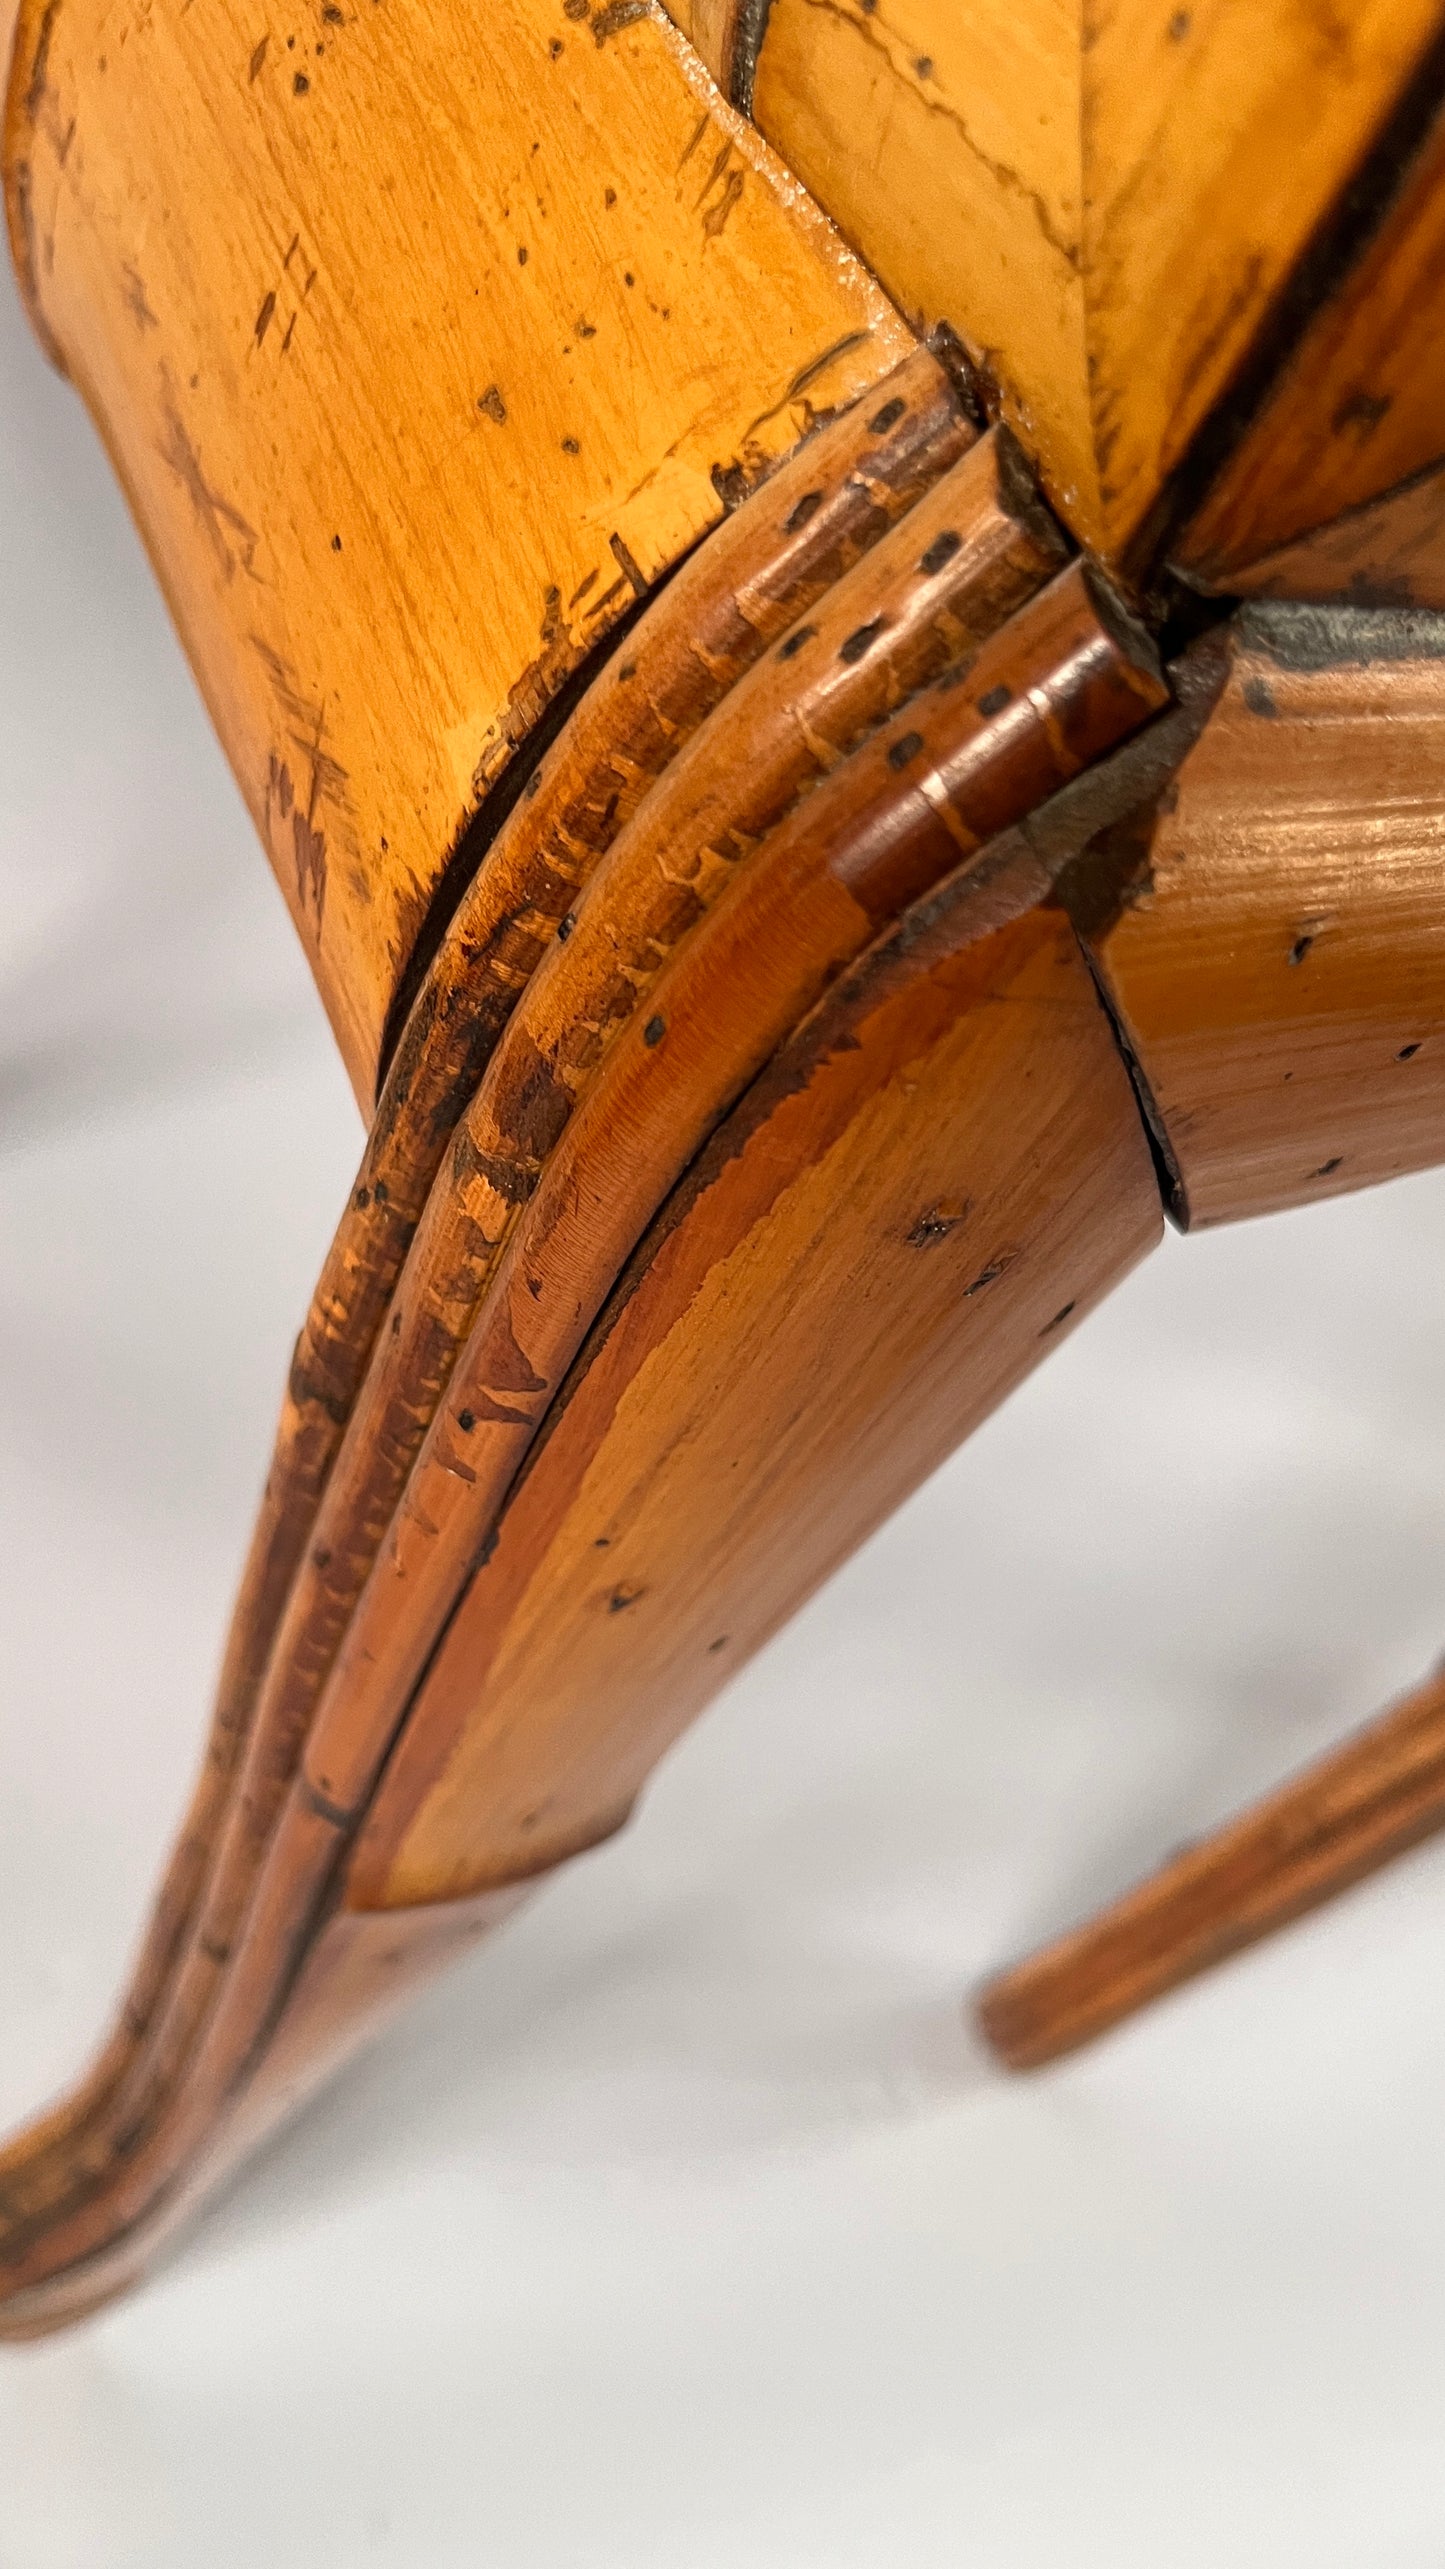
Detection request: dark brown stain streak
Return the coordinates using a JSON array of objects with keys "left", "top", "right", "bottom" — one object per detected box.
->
[
  {"left": 1139, "top": 11, "right": 1445, "bottom": 581},
  {"left": 121, "top": 263, "right": 159, "bottom": 330},
  {"left": 157, "top": 403, "right": 262, "bottom": 581},
  {"left": 253, "top": 639, "right": 355, "bottom": 933}
]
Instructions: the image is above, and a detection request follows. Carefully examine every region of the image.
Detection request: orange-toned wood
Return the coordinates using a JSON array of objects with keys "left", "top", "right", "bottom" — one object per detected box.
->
[
  {"left": 69, "top": 424, "right": 1054, "bottom": 2179},
  {"left": 300, "top": 565, "right": 1163, "bottom": 1851},
  {"left": 203, "top": 566, "right": 1156, "bottom": 2016},
  {"left": 1076, "top": 604, "right": 1445, "bottom": 1228},
  {"left": 0, "top": 350, "right": 972, "bottom": 2245},
  {"left": 663, "top": 0, "right": 743, "bottom": 92},
  {"left": 3, "top": 0, "right": 907, "bottom": 1093},
  {"left": 354, "top": 890, "right": 1163, "bottom": 1908},
  {"left": 1081, "top": 0, "right": 1445, "bottom": 570},
  {"left": 11, "top": 0, "right": 1445, "bottom": 2335},
  {"left": 735, "top": 0, "right": 1445, "bottom": 568},
  {"left": 0, "top": 571, "right": 1165, "bottom": 2325},
  {"left": 72, "top": 345, "right": 965, "bottom": 2116},
  {"left": 0, "top": 1892, "right": 535, "bottom": 2337},
  {"left": 748, "top": 0, "right": 1095, "bottom": 539},
  {"left": 1202, "top": 460, "right": 1445, "bottom": 610},
  {"left": 0, "top": 808, "right": 1164, "bottom": 2332},
  {"left": 977, "top": 1660, "right": 1445, "bottom": 2070},
  {"left": 1176, "top": 96, "right": 1445, "bottom": 587}
]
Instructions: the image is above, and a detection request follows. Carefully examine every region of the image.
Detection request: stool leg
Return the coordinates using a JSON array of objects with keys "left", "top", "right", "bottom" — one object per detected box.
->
[{"left": 977, "top": 1662, "right": 1445, "bottom": 2070}]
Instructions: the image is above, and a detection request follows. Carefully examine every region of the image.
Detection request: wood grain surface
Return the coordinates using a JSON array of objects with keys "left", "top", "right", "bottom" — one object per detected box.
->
[
  {"left": 0, "top": 352, "right": 968, "bottom": 2237},
  {"left": 354, "top": 879, "right": 1163, "bottom": 1908},
  {"left": 729, "top": 0, "right": 1445, "bottom": 569},
  {"left": 0, "top": 357, "right": 975, "bottom": 2237},
  {"left": 1175, "top": 90, "right": 1445, "bottom": 586},
  {"left": 296, "top": 565, "right": 1162, "bottom": 1861},
  {"left": 662, "top": 0, "right": 743, "bottom": 91},
  {"left": 1080, "top": 0, "right": 1445, "bottom": 569},
  {"left": 3, "top": 0, "right": 907, "bottom": 1092},
  {"left": 63, "top": 423, "right": 1061, "bottom": 2188},
  {"left": 977, "top": 1660, "right": 1445, "bottom": 2069},
  {"left": 0, "top": 566, "right": 1166, "bottom": 2322},
  {"left": 1079, "top": 604, "right": 1445, "bottom": 1227},
  {"left": 1199, "top": 459, "right": 1445, "bottom": 611}
]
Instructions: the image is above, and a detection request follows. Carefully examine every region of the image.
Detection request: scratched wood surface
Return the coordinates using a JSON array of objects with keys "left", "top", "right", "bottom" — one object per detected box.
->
[
  {"left": 48, "top": 397, "right": 1013, "bottom": 2183},
  {"left": 9, "top": 0, "right": 1445, "bottom": 2339},
  {"left": 686, "top": 0, "right": 1445, "bottom": 576},
  {"left": 1175, "top": 94, "right": 1445, "bottom": 588},
  {"left": 978, "top": 1660, "right": 1445, "bottom": 2068},
  {"left": 0, "top": 790, "right": 1165, "bottom": 2331},
  {"left": 293, "top": 566, "right": 1163, "bottom": 1879},
  {"left": 0, "top": 555, "right": 1166, "bottom": 2328},
  {"left": 352, "top": 878, "right": 1163, "bottom": 1908},
  {"left": 1078, "top": 604, "right": 1445, "bottom": 1227},
  {"left": 3, "top": 0, "right": 907, "bottom": 1092},
  {"left": 749, "top": 0, "right": 1096, "bottom": 539},
  {"left": 1215, "top": 461, "right": 1445, "bottom": 609},
  {"left": 0, "top": 354, "right": 970, "bottom": 2246},
  {"left": 47, "top": 350, "right": 971, "bottom": 2203}
]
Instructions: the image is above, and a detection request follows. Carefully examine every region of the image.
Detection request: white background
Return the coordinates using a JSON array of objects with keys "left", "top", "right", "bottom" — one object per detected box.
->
[{"left": 4, "top": 220, "right": 1445, "bottom": 2566}]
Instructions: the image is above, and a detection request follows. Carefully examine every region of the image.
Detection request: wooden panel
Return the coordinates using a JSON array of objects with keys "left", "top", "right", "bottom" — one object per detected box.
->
[
  {"left": 749, "top": 0, "right": 1096, "bottom": 542},
  {"left": 739, "top": 0, "right": 1444, "bottom": 569},
  {"left": 1194, "top": 460, "right": 1445, "bottom": 611},
  {"left": 353, "top": 888, "right": 1161, "bottom": 1906},
  {"left": 1177, "top": 97, "right": 1445, "bottom": 583},
  {"left": 979, "top": 1661, "right": 1445, "bottom": 2069},
  {"left": 3, "top": 0, "right": 908, "bottom": 1093},
  {"left": 1079, "top": 0, "right": 1445, "bottom": 565},
  {"left": 1080, "top": 605, "right": 1445, "bottom": 1228}
]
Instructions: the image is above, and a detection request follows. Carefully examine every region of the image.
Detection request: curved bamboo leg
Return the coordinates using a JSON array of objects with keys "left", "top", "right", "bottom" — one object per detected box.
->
[
  {"left": 0, "top": 576, "right": 1169, "bottom": 2330},
  {"left": 0, "top": 349, "right": 971, "bottom": 2240},
  {"left": 0, "top": 767, "right": 1167, "bottom": 2334},
  {"left": 0, "top": 410, "right": 1046, "bottom": 2260},
  {"left": 977, "top": 1663, "right": 1445, "bottom": 2070}
]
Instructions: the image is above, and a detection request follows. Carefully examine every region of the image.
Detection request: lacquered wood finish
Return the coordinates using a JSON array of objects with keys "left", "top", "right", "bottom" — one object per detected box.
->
[
  {"left": 721, "top": 0, "right": 1445, "bottom": 570},
  {"left": 8, "top": 0, "right": 1445, "bottom": 2338},
  {"left": 749, "top": 0, "right": 1095, "bottom": 535},
  {"left": 0, "top": 1895, "right": 533, "bottom": 2339},
  {"left": 1175, "top": 94, "right": 1445, "bottom": 589},
  {"left": 0, "top": 460, "right": 1167, "bottom": 2325},
  {"left": 1203, "top": 460, "right": 1445, "bottom": 611},
  {"left": 354, "top": 873, "right": 1163, "bottom": 1908},
  {"left": 0, "top": 348, "right": 973, "bottom": 2256},
  {"left": 978, "top": 1662, "right": 1445, "bottom": 2069},
  {"left": 1079, "top": 604, "right": 1445, "bottom": 1227},
  {"left": 3, "top": 0, "right": 905, "bottom": 1091},
  {"left": 0, "top": 782, "right": 1164, "bottom": 2330},
  {"left": 41, "top": 410, "right": 1041, "bottom": 2217}
]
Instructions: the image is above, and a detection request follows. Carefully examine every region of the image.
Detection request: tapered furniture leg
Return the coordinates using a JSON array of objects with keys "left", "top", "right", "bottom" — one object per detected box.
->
[
  {"left": 8, "top": 0, "right": 1445, "bottom": 2331},
  {"left": 977, "top": 1662, "right": 1445, "bottom": 2070}
]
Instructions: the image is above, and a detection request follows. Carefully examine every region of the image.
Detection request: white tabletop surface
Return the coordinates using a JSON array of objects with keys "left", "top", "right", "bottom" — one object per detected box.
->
[{"left": 4, "top": 247, "right": 1445, "bottom": 2569}]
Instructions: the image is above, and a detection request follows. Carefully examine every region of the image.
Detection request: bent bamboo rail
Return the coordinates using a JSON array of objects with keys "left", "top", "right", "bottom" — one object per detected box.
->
[
  {"left": 4, "top": 0, "right": 1445, "bottom": 2331},
  {"left": 978, "top": 1661, "right": 1445, "bottom": 2070}
]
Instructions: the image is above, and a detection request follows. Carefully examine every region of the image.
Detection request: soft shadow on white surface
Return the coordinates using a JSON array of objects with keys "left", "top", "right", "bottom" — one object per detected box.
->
[{"left": 5, "top": 242, "right": 1445, "bottom": 2568}]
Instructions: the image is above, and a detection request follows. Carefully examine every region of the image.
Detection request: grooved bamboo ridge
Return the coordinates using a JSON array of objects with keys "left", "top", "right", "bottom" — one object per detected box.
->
[{"left": 0, "top": 477, "right": 1171, "bottom": 2332}]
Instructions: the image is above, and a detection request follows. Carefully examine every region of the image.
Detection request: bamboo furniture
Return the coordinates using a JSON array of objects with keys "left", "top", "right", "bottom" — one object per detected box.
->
[{"left": 3, "top": 0, "right": 1444, "bottom": 2331}]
